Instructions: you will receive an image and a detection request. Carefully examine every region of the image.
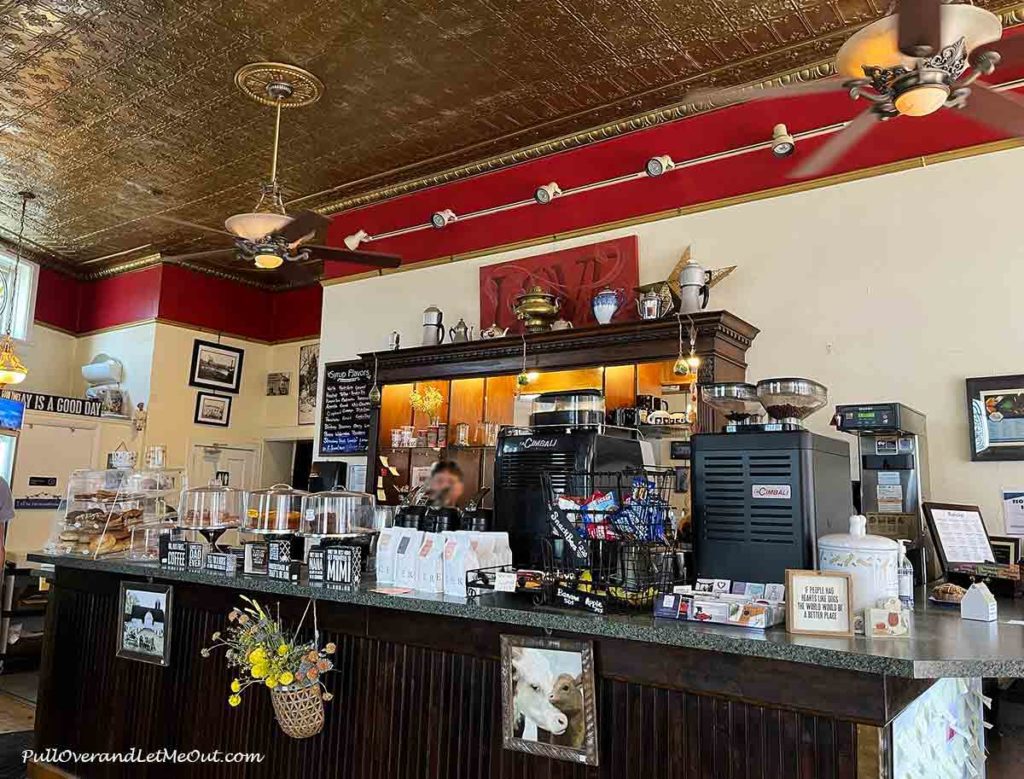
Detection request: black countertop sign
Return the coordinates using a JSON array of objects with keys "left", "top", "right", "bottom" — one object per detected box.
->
[
  {"left": 29, "top": 553, "right": 1024, "bottom": 680},
  {"left": 318, "top": 359, "right": 373, "bottom": 455}
]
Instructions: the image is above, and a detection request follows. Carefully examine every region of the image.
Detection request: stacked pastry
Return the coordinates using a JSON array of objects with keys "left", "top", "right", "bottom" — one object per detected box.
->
[{"left": 58, "top": 504, "right": 144, "bottom": 556}]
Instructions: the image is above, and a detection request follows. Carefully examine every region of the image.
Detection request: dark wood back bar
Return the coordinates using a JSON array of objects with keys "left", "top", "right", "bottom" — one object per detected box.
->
[{"left": 35, "top": 566, "right": 893, "bottom": 778}]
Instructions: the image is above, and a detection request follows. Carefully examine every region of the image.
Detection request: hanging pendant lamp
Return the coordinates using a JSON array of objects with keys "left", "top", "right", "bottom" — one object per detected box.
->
[{"left": 0, "top": 192, "right": 33, "bottom": 386}]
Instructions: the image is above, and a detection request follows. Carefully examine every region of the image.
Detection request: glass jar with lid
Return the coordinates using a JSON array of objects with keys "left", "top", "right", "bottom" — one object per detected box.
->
[
  {"left": 178, "top": 482, "right": 244, "bottom": 529},
  {"left": 299, "top": 490, "right": 377, "bottom": 537},
  {"left": 244, "top": 484, "right": 307, "bottom": 534},
  {"left": 529, "top": 389, "right": 605, "bottom": 427}
]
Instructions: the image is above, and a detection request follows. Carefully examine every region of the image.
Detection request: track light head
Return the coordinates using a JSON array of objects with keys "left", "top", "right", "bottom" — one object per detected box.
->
[
  {"left": 771, "top": 124, "right": 796, "bottom": 158},
  {"left": 344, "top": 229, "right": 369, "bottom": 250},
  {"left": 645, "top": 155, "right": 675, "bottom": 177},
  {"left": 430, "top": 209, "right": 457, "bottom": 229},
  {"left": 534, "top": 182, "right": 562, "bottom": 205}
]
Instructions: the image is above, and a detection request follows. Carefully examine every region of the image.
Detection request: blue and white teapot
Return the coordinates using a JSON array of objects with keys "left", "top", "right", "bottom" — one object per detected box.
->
[{"left": 591, "top": 286, "right": 624, "bottom": 325}]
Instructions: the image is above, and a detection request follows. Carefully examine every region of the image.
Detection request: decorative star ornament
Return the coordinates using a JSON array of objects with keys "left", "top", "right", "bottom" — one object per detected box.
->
[{"left": 665, "top": 245, "right": 737, "bottom": 298}]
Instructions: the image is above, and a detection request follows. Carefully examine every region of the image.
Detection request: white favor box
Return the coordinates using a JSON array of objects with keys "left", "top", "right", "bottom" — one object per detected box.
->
[
  {"left": 470, "top": 532, "right": 498, "bottom": 569},
  {"left": 415, "top": 532, "right": 445, "bottom": 593},
  {"left": 394, "top": 529, "right": 424, "bottom": 590},
  {"left": 961, "top": 582, "right": 997, "bottom": 622}
]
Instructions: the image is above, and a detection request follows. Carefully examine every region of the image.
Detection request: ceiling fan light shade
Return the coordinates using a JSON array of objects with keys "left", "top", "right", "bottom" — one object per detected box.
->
[
  {"left": 894, "top": 83, "right": 949, "bottom": 116},
  {"left": 0, "top": 334, "right": 28, "bottom": 385},
  {"left": 254, "top": 252, "right": 284, "bottom": 269},
  {"left": 224, "top": 212, "right": 294, "bottom": 241},
  {"left": 836, "top": 6, "right": 1001, "bottom": 78}
]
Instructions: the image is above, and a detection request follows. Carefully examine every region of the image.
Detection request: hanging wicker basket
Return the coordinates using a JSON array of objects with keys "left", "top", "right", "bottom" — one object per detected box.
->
[{"left": 270, "top": 683, "right": 325, "bottom": 739}]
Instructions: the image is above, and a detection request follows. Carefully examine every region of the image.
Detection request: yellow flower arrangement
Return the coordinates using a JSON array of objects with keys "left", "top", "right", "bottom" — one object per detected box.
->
[
  {"left": 409, "top": 386, "right": 443, "bottom": 418},
  {"left": 201, "top": 595, "right": 337, "bottom": 713}
]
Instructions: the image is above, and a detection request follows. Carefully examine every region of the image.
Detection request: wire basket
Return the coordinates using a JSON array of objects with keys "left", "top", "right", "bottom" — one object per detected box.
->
[
  {"left": 270, "top": 683, "right": 325, "bottom": 739},
  {"left": 541, "top": 468, "right": 680, "bottom": 611}
]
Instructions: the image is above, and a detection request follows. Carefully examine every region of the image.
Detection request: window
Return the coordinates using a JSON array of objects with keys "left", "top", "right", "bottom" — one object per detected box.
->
[{"left": 0, "top": 253, "right": 38, "bottom": 342}]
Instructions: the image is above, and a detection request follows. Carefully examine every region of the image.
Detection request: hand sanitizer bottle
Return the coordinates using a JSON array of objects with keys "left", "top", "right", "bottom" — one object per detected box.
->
[{"left": 897, "top": 540, "right": 915, "bottom": 609}]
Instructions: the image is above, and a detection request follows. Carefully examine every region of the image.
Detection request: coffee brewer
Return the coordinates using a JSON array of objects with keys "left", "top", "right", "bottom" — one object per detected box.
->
[
  {"left": 421, "top": 305, "right": 445, "bottom": 346},
  {"left": 834, "top": 402, "right": 940, "bottom": 582}
]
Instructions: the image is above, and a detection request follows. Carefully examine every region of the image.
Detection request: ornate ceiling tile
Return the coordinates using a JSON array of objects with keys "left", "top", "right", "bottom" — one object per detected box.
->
[{"left": 0, "top": 0, "right": 1019, "bottom": 285}]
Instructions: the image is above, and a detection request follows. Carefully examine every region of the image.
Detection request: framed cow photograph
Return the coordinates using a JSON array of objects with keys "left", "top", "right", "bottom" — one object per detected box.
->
[
  {"left": 116, "top": 581, "right": 172, "bottom": 666},
  {"left": 500, "top": 634, "right": 598, "bottom": 766}
]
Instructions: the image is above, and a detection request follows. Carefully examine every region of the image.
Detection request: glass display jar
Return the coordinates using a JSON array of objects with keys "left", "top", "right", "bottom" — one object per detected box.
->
[
  {"left": 244, "top": 484, "right": 307, "bottom": 534},
  {"left": 45, "top": 468, "right": 145, "bottom": 557},
  {"left": 178, "top": 483, "right": 244, "bottom": 529},
  {"left": 126, "top": 468, "right": 187, "bottom": 524},
  {"left": 300, "top": 490, "right": 377, "bottom": 537}
]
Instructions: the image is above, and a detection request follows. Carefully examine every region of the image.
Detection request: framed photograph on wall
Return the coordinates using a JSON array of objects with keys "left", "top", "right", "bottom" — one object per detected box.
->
[
  {"left": 500, "top": 634, "right": 599, "bottom": 766},
  {"left": 189, "top": 339, "right": 244, "bottom": 394},
  {"left": 966, "top": 375, "right": 1024, "bottom": 461},
  {"left": 117, "top": 581, "right": 172, "bottom": 666},
  {"left": 194, "top": 392, "right": 232, "bottom": 427},
  {"left": 266, "top": 372, "right": 290, "bottom": 396},
  {"left": 298, "top": 342, "right": 319, "bottom": 425}
]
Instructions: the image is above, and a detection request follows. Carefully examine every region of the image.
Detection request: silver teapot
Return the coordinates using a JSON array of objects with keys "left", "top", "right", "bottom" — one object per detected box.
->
[
  {"left": 480, "top": 323, "right": 509, "bottom": 339},
  {"left": 449, "top": 318, "right": 474, "bottom": 343},
  {"left": 636, "top": 288, "right": 672, "bottom": 320}
]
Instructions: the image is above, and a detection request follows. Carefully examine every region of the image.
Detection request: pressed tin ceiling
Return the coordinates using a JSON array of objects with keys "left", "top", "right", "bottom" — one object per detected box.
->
[{"left": 1, "top": 0, "right": 1022, "bottom": 285}]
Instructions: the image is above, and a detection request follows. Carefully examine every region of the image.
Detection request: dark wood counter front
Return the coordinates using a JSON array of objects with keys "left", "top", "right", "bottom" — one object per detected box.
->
[{"left": 31, "top": 560, "right": 917, "bottom": 779}]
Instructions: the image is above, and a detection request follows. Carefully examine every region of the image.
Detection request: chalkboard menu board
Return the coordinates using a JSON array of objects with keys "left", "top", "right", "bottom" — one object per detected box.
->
[{"left": 319, "top": 360, "right": 373, "bottom": 455}]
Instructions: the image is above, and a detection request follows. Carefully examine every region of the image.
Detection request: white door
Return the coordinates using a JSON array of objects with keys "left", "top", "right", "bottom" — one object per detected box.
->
[{"left": 188, "top": 443, "right": 260, "bottom": 490}]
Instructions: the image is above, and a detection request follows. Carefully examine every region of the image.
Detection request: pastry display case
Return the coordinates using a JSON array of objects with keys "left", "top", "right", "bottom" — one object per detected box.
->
[
  {"left": 45, "top": 469, "right": 145, "bottom": 557},
  {"left": 243, "top": 484, "right": 307, "bottom": 534},
  {"left": 300, "top": 490, "right": 377, "bottom": 537}
]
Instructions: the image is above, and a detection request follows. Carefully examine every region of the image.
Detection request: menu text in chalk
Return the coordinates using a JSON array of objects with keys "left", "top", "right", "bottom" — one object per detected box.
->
[{"left": 318, "top": 359, "right": 373, "bottom": 455}]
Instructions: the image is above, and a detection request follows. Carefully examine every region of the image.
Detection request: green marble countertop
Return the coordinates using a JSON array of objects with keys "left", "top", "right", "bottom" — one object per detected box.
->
[{"left": 29, "top": 553, "right": 1024, "bottom": 679}]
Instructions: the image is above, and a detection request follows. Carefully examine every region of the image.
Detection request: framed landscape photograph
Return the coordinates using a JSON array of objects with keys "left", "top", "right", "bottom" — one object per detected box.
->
[
  {"left": 194, "top": 392, "right": 232, "bottom": 427},
  {"left": 189, "top": 339, "right": 244, "bottom": 394},
  {"left": 500, "top": 634, "right": 598, "bottom": 766},
  {"left": 967, "top": 375, "right": 1024, "bottom": 461},
  {"left": 117, "top": 581, "right": 172, "bottom": 666}
]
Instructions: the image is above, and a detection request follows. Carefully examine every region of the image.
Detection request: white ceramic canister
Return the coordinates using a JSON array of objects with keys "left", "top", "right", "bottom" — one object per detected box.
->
[{"left": 817, "top": 514, "right": 900, "bottom": 614}]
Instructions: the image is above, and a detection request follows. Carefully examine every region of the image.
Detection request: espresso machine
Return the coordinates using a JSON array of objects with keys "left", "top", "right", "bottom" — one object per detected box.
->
[
  {"left": 493, "top": 390, "right": 644, "bottom": 565},
  {"left": 834, "top": 402, "right": 940, "bottom": 582},
  {"left": 690, "top": 379, "right": 853, "bottom": 583}
]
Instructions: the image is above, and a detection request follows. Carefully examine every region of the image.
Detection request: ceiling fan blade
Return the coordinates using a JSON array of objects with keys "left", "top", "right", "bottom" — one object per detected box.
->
[
  {"left": 162, "top": 248, "right": 237, "bottom": 263},
  {"left": 958, "top": 83, "right": 1024, "bottom": 138},
  {"left": 788, "top": 110, "right": 882, "bottom": 179},
  {"left": 304, "top": 244, "right": 402, "bottom": 269},
  {"left": 152, "top": 215, "right": 236, "bottom": 238},
  {"left": 275, "top": 210, "right": 331, "bottom": 243},
  {"left": 971, "top": 33, "right": 1024, "bottom": 68},
  {"left": 276, "top": 260, "right": 318, "bottom": 285},
  {"left": 897, "top": 0, "right": 942, "bottom": 59},
  {"left": 686, "top": 76, "right": 848, "bottom": 109}
]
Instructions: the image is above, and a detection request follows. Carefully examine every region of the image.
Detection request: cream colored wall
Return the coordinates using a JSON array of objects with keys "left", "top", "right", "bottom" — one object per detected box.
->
[
  {"left": 263, "top": 338, "right": 317, "bottom": 441},
  {"left": 321, "top": 145, "right": 1024, "bottom": 532},
  {"left": 72, "top": 322, "right": 157, "bottom": 408},
  {"left": 21, "top": 324, "right": 77, "bottom": 395}
]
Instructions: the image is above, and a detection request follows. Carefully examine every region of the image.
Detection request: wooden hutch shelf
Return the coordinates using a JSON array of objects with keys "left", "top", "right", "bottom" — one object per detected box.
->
[{"left": 358, "top": 311, "right": 758, "bottom": 499}]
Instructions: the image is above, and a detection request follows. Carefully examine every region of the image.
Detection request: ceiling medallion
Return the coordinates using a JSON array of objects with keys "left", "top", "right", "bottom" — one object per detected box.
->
[{"left": 233, "top": 62, "right": 324, "bottom": 108}]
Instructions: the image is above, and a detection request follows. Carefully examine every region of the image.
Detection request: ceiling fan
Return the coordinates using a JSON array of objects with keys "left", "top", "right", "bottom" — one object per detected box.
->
[
  {"left": 698, "top": 1, "right": 1024, "bottom": 179},
  {"left": 155, "top": 62, "right": 401, "bottom": 280}
]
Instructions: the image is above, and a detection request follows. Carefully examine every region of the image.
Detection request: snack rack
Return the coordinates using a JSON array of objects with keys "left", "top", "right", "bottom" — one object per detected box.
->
[{"left": 540, "top": 468, "right": 680, "bottom": 611}]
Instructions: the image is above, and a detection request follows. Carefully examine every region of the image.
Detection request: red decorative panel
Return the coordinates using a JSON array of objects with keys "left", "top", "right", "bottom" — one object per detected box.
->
[
  {"left": 35, "top": 267, "right": 80, "bottom": 332},
  {"left": 157, "top": 263, "right": 272, "bottom": 340},
  {"left": 76, "top": 266, "right": 162, "bottom": 333},
  {"left": 271, "top": 284, "right": 323, "bottom": 342},
  {"left": 479, "top": 237, "right": 639, "bottom": 332}
]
